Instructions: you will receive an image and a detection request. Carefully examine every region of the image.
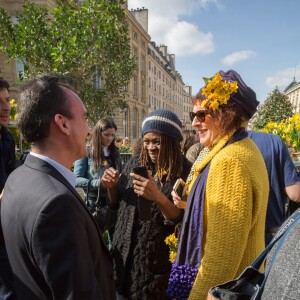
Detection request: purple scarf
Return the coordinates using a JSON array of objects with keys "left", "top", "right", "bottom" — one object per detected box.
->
[{"left": 167, "top": 128, "right": 248, "bottom": 300}]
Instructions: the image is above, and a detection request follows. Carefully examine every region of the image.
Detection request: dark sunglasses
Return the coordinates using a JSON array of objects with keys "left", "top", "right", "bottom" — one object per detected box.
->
[{"left": 189, "top": 110, "right": 210, "bottom": 122}]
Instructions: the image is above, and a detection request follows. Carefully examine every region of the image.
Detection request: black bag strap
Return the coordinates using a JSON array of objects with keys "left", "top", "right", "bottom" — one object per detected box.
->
[
  {"left": 251, "top": 209, "right": 300, "bottom": 270},
  {"left": 85, "top": 179, "right": 91, "bottom": 204},
  {"left": 94, "top": 181, "right": 101, "bottom": 206}
]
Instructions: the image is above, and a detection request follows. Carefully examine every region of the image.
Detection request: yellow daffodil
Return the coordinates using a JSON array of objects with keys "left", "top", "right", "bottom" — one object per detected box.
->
[
  {"left": 9, "top": 99, "right": 17, "bottom": 120},
  {"left": 260, "top": 113, "right": 300, "bottom": 152},
  {"left": 165, "top": 233, "right": 178, "bottom": 263},
  {"left": 201, "top": 72, "right": 238, "bottom": 111}
]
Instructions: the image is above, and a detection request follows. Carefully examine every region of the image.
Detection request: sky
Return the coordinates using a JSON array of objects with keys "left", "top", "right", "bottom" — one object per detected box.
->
[{"left": 128, "top": 0, "right": 300, "bottom": 103}]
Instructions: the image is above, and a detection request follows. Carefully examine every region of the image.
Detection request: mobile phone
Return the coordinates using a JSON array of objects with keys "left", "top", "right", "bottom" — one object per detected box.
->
[
  {"left": 173, "top": 179, "right": 184, "bottom": 197},
  {"left": 133, "top": 166, "right": 148, "bottom": 178},
  {"left": 133, "top": 166, "right": 152, "bottom": 221}
]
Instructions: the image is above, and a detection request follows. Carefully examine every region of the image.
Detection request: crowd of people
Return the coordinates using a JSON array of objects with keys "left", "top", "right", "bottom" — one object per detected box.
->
[{"left": 0, "top": 69, "right": 300, "bottom": 300}]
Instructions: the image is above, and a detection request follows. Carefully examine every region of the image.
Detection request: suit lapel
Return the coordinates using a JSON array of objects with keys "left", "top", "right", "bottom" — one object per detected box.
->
[{"left": 24, "top": 154, "right": 110, "bottom": 253}]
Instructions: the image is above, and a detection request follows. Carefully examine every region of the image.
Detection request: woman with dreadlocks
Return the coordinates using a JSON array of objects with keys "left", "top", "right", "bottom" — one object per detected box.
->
[{"left": 102, "top": 110, "right": 192, "bottom": 300}]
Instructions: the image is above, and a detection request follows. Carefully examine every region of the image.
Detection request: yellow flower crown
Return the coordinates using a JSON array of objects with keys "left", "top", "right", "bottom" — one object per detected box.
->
[{"left": 201, "top": 72, "right": 239, "bottom": 111}]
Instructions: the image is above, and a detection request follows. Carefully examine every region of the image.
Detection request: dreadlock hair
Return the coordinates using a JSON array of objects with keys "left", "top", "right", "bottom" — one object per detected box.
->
[
  {"left": 139, "top": 133, "right": 183, "bottom": 182},
  {"left": 90, "top": 117, "right": 117, "bottom": 171}
]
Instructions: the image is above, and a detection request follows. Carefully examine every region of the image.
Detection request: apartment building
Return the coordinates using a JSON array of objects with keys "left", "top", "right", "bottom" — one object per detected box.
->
[
  {"left": 113, "top": 6, "right": 150, "bottom": 143},
  {"left": 183, "top": 85, "right": 193, "bottom": 130},
  {"left": 284, "top": 77, "right": 300, "bottom": 114},
  {"left": 132, "top": 9, "right": 193, "bottom": 135}
]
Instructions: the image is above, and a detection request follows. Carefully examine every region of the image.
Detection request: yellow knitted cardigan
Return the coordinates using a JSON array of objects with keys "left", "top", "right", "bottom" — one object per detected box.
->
[{"left": 188, "top": 137, "right": 269, "bottom": 300}]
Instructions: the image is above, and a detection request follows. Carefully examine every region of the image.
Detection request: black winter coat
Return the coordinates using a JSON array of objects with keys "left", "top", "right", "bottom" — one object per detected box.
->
[{"left": 112, "top": 155, "right": 191, "bottom": 299}]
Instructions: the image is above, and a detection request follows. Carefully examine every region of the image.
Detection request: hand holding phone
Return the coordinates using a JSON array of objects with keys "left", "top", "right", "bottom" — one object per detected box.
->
[
  {"left": 133, "top": 166, "right": 152, "bottom": 221},
  {"left": 133, "top": 166, "right": 148, "bottom": 179},
  {"left": 173, "top": 178, "right": 185, "bottom": 197}
]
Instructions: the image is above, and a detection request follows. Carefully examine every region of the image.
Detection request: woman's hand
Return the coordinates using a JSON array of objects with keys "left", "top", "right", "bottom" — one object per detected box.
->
[
  {"left": 102, "top": 167, "right": 120, "bottom": 190},
  {"left": 130, "top": 172, "right": 161, "bottom": 202},
  {"left": 171, "top": 190, "right": 187, "bottom": 209},
  {"left": 131, "top": 171, "right": 182, "bottom": 220}
]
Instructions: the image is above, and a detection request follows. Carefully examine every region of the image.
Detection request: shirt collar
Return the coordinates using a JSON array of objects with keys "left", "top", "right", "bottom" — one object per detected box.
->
[{"left": 30, "top": 152, "right": 76, "bottom": 188}]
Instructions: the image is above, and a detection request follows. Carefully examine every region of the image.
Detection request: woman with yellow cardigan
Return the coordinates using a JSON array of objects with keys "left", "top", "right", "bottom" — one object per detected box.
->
[{"left": 167, "top": 70, "right": 269, "bottom": 300}]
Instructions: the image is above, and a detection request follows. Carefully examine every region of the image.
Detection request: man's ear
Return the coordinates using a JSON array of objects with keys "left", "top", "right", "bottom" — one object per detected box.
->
[{"left": 54, "top": 114, "right": 69, "bottom": 135}]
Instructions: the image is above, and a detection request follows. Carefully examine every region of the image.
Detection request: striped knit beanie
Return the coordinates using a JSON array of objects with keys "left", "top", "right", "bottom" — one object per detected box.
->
[{"left": 142, "top": 109, "right": 183, "bottom": 141}]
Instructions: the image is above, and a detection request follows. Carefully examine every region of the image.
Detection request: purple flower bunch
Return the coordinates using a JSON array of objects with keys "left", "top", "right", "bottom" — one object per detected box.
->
[{"left": 167, "top": 262, "right": 198, "bottom": 300}]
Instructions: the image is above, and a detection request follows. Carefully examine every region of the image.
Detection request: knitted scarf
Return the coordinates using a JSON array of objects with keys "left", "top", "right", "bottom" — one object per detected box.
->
[{"left": 167, "top": 128, "right": 248, "bottom": 300}]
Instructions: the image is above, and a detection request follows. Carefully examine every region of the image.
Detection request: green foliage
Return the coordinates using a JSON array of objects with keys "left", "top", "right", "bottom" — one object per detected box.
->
[
  {"left": 0, "top": 0, "right": 136, "bottom": 122},
  {"left": 253, "top": 87, "right": 295, "bottom": 130}
]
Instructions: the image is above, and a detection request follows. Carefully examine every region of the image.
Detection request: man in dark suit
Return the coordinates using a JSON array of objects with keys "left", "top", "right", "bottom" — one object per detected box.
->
[{"left": 1, "top": 75, "right": 116, "bottom": 299}]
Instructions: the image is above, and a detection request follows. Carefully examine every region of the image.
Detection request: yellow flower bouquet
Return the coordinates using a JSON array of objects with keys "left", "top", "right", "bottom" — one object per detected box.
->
[
  {"left": 261, "top": 113, "right": 300, "bottom": 152},
  {"left": 164, "top": 232, "right": 178, "bottom": 263},
  {"left": 10, "top": 99, "right": 17, "bottom": 120}
]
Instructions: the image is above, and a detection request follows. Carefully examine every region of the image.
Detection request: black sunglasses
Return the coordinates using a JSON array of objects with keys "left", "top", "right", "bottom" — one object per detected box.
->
[{"left": 189, "top": 110, "right": 210, "bottom": 122}]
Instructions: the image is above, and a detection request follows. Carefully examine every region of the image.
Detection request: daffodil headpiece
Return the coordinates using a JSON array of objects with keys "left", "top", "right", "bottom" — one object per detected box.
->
[
  {"left": 196, "top": 70, "right": 259, "bottom": 119},
  {"left": 200, "top": 72, "right": 238, "bottom": 111}
]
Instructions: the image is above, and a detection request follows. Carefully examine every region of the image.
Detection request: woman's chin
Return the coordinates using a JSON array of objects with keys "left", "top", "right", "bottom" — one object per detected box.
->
[{"left": 149, "top": 156, "right": 158, "bottom": 164}]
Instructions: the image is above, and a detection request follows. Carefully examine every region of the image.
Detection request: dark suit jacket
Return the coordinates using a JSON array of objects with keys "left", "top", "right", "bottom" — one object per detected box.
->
[{"left": 1, "top": 154, "right": 116, "bottom": 300}]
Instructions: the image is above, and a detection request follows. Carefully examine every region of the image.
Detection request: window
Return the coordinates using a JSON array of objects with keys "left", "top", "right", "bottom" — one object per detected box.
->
[
  {"left": 141, "top": 80, "right": 145, "bottom": 100},
  {"left": 133, "top": 108, "right": 138, "bottom": 139},
  {"left": 141, "top": 110, "right": 146, "bottom": 124},
  {"left": 141, "top": 56, "right": 145, "bottom": 71},
  {"left": 133, "top": 75, "right": 138, "bottom": 96},
  {"left": 133, "top": 47, "right": 138, "bottom": 63},
  {"left": 133, "top": 31, "right": 138, "bottom": 40},
  {"left": 141, "top": 40, "right": 146, "bottom": 48},
  {"left": 16, "top": 60, "right": 25, "bottom": 80},
  {"left": 92, "top": 67, "right": 102, "bottom": 90},
  {"left": 149, "top": 61, "right": 151, "bottom": 70}
]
